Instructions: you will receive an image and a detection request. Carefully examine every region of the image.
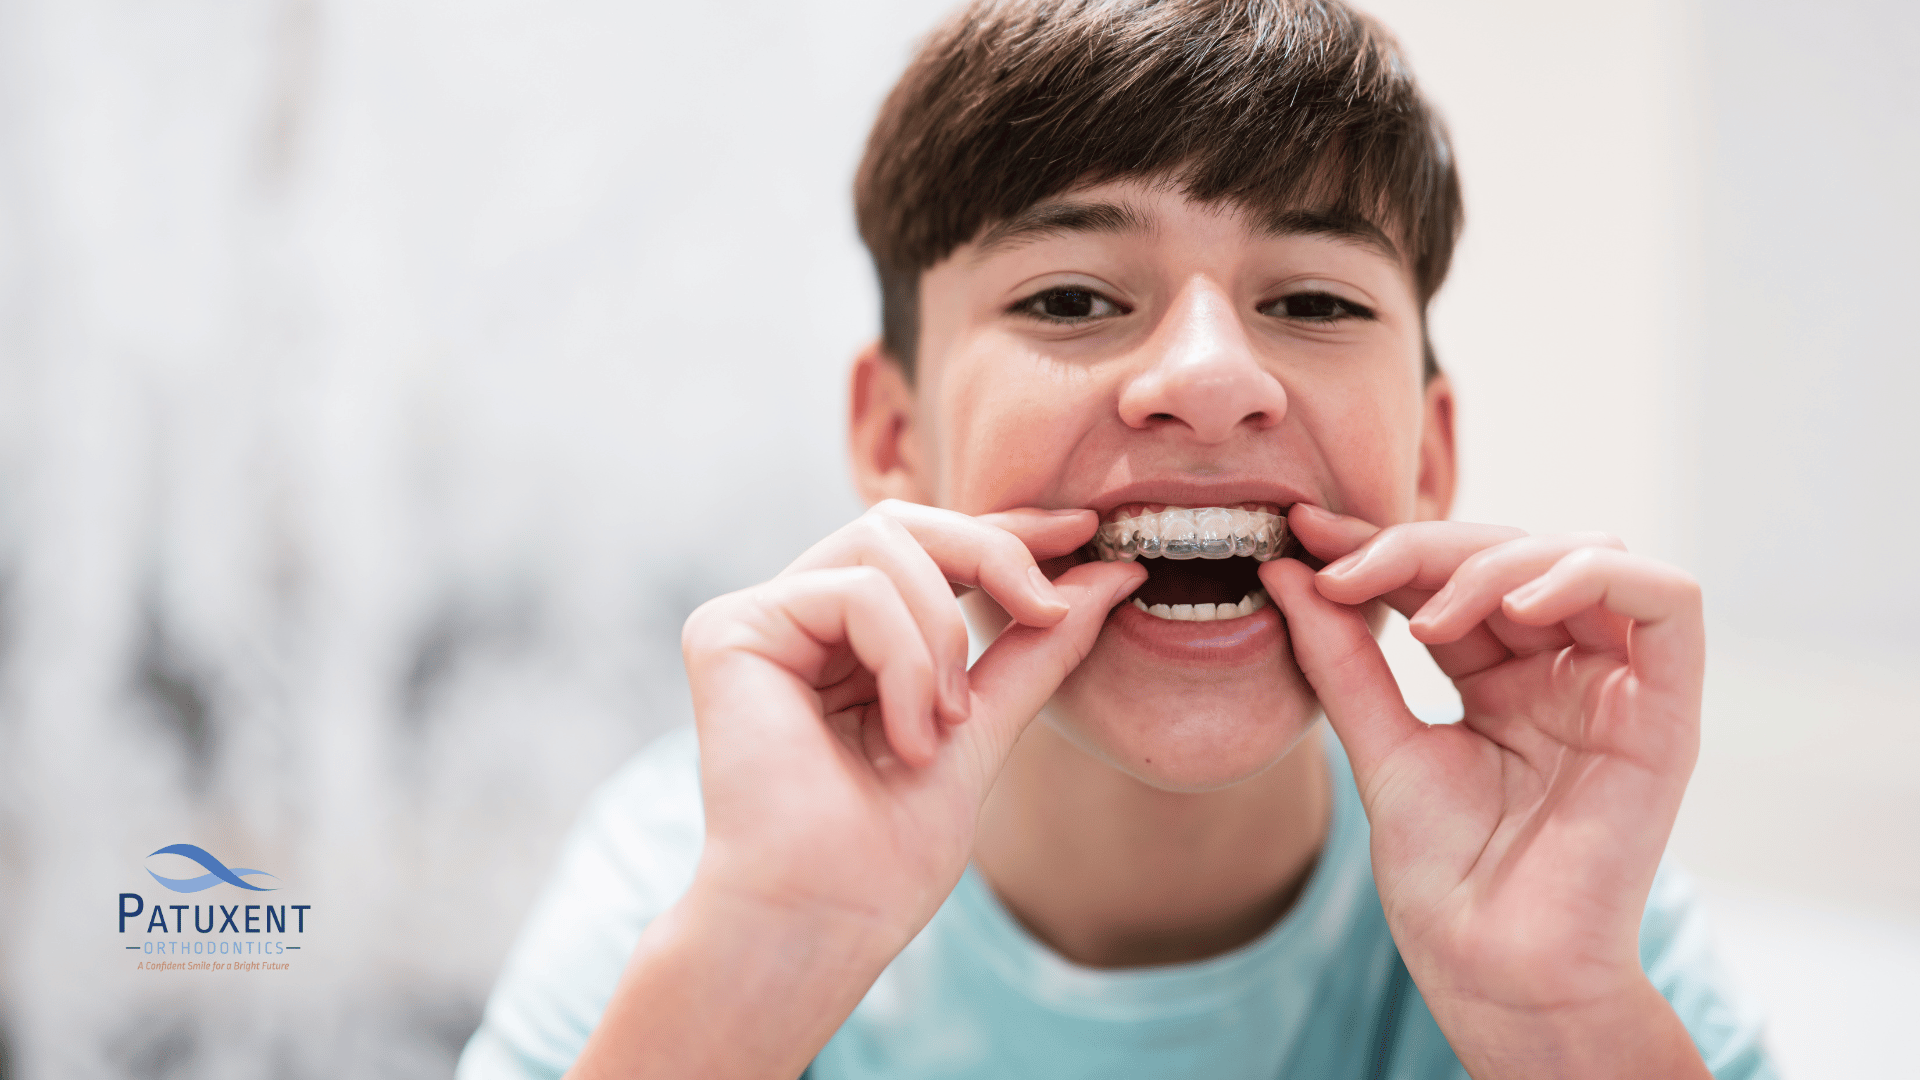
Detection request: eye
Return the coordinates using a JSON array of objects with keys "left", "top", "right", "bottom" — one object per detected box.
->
[
  {"left": 1011, "top": 287, "right": 1128, "bottom": 323},
  {"left": 1262, "top": 291, "right": 1376, "bottom": 324}
]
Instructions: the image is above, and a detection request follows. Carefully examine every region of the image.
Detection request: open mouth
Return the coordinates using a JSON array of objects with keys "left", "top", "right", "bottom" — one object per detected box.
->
[{"left": 1088, "top": 504, "right": 1298, "bottom": 622}]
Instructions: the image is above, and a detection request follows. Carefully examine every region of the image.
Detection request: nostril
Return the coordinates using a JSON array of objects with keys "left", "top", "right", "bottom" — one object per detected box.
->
[{"left": 1148, "top": 413, "right": 1176, "bottom": 422}]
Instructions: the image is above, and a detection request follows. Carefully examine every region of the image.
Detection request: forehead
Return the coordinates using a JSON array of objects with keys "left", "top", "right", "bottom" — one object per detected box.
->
[{"left": 964, "top": 178, "right": 1406, "bottom": 269}]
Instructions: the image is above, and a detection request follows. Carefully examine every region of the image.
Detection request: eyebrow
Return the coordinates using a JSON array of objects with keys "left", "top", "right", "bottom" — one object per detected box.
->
[
  {"left": 1260, "top": 208, "right": 1401, "bottom": 261},
  {"left": 971, "top": 200, "right": 1152, "bottom": 258},
  {"left": 970, "top": 198, "right": 1402, "bottom": 263}
]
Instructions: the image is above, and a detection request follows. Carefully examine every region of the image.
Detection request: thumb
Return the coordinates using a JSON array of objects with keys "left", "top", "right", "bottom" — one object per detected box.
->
[
  {"left": 1262, "top": 558, "right": 1423, "bottom": 791},
  {"left": 975, "top": 507, "right": 1100, "bottom": 561},
  {"left": 957, "top": 559, "right": 1145, "bottom": 773}
]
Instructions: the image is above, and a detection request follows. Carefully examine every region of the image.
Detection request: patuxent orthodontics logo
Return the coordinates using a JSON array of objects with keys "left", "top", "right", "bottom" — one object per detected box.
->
[{"left": 119, "top": 844, "right": 310, "bottom": 972}]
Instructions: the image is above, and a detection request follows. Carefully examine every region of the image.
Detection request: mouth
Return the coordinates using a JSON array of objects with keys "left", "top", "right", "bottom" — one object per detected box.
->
[{"left": 1087, "top": 503, "right": 1300, "bottom": 622}]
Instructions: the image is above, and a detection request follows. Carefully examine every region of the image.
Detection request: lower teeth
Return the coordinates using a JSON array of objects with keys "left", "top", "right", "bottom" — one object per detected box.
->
[{"left": 1130, "top": 590, "right": 1269, "bottom": 622}]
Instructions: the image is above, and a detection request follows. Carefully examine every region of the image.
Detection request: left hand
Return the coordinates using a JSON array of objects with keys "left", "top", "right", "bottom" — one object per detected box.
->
[{"left": 1260, "top": 504, "right": 1707, "bottom": 1071}]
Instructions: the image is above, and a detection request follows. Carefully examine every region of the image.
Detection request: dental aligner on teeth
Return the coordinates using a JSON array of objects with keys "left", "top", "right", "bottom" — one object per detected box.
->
[{"left": 1092, "top": 506, "right": 1289, "bottom": 563}]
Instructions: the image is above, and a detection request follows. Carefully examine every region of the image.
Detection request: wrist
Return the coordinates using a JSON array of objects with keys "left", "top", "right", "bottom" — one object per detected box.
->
[
  {"left": 1423, "top": 977, "right": 1710, "bottom": 1080},
  {"left": 688, "top": 843, "right": 934, "bottom": 968},
  {"left": 681, "top": 868, "right": 917, "bottom": 985},
  {"left": 567, "top": 875, "right": 905, "bottom": 1080}
]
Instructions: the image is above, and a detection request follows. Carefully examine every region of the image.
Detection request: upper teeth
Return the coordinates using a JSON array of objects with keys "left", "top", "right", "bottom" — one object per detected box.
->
[{"left": 1093, "top": 506, "right": 1289, "bottom": 562}]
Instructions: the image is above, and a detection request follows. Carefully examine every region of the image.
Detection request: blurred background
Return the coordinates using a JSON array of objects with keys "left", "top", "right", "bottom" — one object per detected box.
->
[{"left": 0, "top": 0, "right": 1912, "bottom": 1076}]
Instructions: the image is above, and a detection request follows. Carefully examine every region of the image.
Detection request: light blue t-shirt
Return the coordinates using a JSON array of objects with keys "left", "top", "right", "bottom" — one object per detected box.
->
[{"left": 458, "top": 725, "right": 1777, "bottom": 1079}]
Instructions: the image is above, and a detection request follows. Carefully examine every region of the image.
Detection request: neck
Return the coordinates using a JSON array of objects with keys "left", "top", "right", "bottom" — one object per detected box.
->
[{"left": 971, "top": 719, "right": 1331, "bottom": 969}]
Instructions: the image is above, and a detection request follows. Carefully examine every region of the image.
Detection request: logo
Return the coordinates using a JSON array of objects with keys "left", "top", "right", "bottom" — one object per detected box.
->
[
  {"left": 120, "top": 843, "right": 309, "bottom": 971},
  {"left": 145, "top": 843, "right": 278, "bottom": 893}
]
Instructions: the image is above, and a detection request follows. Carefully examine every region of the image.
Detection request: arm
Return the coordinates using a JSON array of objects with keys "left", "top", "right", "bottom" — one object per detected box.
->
[
  {"left": 1424, "top": 981, "right": 1709, "bottom": 1079},
  {"left": 1267, "top": 506, "right": 1712, "bottom": 1080},
  {"left": 565, "top": 502, "right": 1144, "bottom": 1079},
  {"left": 568, "top": 885, "right": 900, "bottom": 1080}
]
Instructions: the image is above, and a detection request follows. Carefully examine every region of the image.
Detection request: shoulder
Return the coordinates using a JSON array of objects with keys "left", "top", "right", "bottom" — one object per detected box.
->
[{"left": 457, "top": 726, "right": 706, "bottom": 1080}]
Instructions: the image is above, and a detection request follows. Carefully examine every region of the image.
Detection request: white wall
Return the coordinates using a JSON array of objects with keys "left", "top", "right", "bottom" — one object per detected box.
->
[
  {"left": 1362, "top": 2, "right": 1920, "bottom": 1075},
  {"left": 0, "top": 0, "right": 1911, "bottom": 1076}
]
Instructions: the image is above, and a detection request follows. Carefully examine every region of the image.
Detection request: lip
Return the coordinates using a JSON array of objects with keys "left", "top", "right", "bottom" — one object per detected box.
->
[
  {"left": 1078, "top": 479, "right": 1316, "bottom": 520},
  {"left": 1106, "top": 593, "right": 1287, "bottom": 666}
]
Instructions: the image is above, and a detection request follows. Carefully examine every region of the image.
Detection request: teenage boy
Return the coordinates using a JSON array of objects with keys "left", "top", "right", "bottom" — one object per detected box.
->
[{"left": 461, "top": 1, "right": 1775, "bottom": 1077}]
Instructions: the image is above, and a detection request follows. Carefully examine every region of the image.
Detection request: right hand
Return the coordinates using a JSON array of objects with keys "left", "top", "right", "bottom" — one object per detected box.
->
[{"left": 680, "top": 499, "right": 1145, "bottom": 950}]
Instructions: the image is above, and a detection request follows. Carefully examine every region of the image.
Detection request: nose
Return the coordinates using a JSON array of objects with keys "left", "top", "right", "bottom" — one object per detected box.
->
[{"left": 1116, "top": 280, "right": 1288, "bottom": 443}]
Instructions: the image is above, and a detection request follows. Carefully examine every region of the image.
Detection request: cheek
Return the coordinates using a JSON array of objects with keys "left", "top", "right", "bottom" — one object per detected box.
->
[
  {"left": 929, "top": 346, "right": 1099, "bottom": 512},
  {"left": 1311, "top": 374, "right": 1426, "bottom": 525}
]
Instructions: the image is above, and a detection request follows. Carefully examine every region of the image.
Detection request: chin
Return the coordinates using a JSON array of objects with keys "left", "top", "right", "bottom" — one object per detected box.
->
[{"left": 1043, "top": 605, "right": 1322, "bottom": 793}]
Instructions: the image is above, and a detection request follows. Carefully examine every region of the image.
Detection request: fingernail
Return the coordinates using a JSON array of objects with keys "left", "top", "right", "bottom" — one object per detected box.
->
[
  {"left": 1028, "top": 566, "right": 1067, "bottom": 607},
  {"left": 1505, "top": 581, "right": 1543, "bottom": 607},
  {"left": 1321, "top": 547, "right": 1367, "bottom": 579},
  {"left": 1046, "top": 507, "right": 1090, "bottom": 517}
]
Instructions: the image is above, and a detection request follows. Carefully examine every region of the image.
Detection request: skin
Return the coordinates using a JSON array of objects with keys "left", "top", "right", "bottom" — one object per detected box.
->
[{"left": 568, "top": 179, "right": 1711, "bottom": 1079}]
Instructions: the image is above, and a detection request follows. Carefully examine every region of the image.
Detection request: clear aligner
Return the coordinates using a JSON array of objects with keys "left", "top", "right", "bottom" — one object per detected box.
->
[{"left": 1092, "top": 507, "right": 1289, "bottom": 563}]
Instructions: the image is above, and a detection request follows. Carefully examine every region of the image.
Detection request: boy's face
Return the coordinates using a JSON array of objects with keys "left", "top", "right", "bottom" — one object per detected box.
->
[{"left": 852, "top": 177, "right": 1456, "bottom": 792}]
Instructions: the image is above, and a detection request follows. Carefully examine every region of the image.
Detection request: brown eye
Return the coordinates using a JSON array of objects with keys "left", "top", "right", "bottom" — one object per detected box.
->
[
  {"left": 1044, "top": 290, "right": 1097, "bottom": 318},
  {"left": 1265, "top": 292, "right": 1376, "bottom": 322},
  {"left": 1013, "top": 287, "right": 1125, "bottom": 322}
]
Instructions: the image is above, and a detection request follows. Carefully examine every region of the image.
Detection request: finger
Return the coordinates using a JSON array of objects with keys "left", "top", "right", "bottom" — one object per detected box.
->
[
  {"left": 816, "top": 665, "right": 879, "bottom": 717},
  {"left": 974, "top": 506, "right": 1102, "bottom": 560},
  {"left": 1265, "top": 558, "right": 1423, "bottom": 790},
  {"left": 1286, "top": 502, "right": 1382, "bottom": 565},
  {"left": 787, "top": 513, "right": 974, "bottom": 723},
  {"left": 1316, "top": 519, "right": 1528, "bottom": 669},
  {"left": 1281, "top": 518, "right": 1517, "bottom": 679},
  {"left": 1315, "top": 519, "right": 1529, "bottom": 607},
  {"left": 1408, "top": 532, "right": 1626, "bottom": 646},
  {"left": 782, "top": 505, "right": 1076, "bottom": 722},
  {"left": 1472, "top": 608, "right": 1577, "bottom": 662},
  {"left": 957, "top": 559, "right": 1146, "bottom": 777},
  {"left": 1501, "top": 547, "right": 1704, "bottom": 695},
  {"left": 790, "top": 501, "right": 1087, "bottom": 629},
  {"left": 694, "top": 566, "right": 943, "bottom": 767},
  {"left": 907, "top": 503, "right": 1091, "bottom": 621},
  {"left": 1558, "top": 605, "right": 1633, "bottom": 657}
]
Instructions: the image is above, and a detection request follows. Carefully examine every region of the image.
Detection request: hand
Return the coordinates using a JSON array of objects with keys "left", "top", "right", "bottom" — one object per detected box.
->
[
  {"left": 684, "top": 498, "right": 1144, "bottom": 950},
  {"left": 573, "top": 501, "right": 1143, "bottom": 1080},
  {"left": 1262, "top": 505, "right": 1709, "bottom": 1077}
]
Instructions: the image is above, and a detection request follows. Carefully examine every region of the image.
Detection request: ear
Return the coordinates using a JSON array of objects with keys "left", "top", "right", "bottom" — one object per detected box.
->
[
  {"left": 1415, "top": 374, "right": 1457, "bottom": 521},
  {"left": 848, "top": 340, "right": 929, "bottom": 506}
]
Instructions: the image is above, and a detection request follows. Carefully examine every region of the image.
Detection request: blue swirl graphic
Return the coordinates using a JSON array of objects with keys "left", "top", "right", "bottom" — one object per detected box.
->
[{"left": 146, "top": 844, "right": 277, "bottom": 893}]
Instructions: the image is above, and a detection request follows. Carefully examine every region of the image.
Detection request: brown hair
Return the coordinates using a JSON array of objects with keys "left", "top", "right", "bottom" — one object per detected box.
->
[{"left": 854, "top": 0, "right": 1462, "bottom": 379}]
